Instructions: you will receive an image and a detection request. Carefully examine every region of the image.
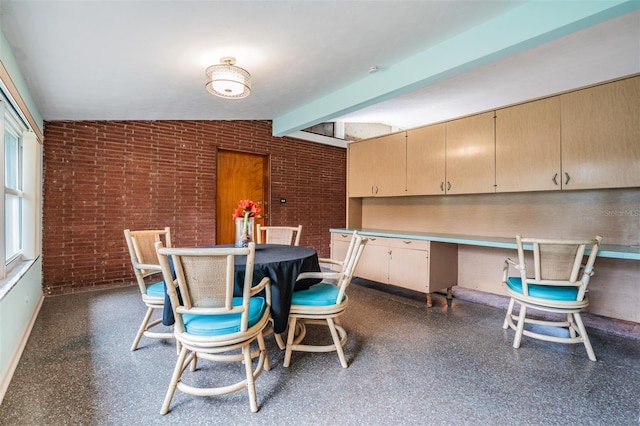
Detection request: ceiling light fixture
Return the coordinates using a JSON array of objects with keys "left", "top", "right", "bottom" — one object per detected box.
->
[{"left": 205, "top": 57, "right": 251, "bottom": 99}]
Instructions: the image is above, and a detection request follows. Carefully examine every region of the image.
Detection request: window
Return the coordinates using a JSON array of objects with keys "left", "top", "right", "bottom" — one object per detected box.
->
[
  {"left": 1, "top": 99, "right": 31, "bottom": 277},
  {"left": 5, "top": 117, "right": 23, "bottom": 263}
]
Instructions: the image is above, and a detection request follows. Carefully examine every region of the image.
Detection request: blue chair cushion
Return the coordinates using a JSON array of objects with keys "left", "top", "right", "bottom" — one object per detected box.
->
[
  {"left": 506, "top": 277, "right": 579, "bottom": 301},
  {"left": 146, "top": 281, "right": 165, "bottom": 298},
  {"left": 182, "top": 297, "right": 267, "bottom": 336},
  {"left": 291, "top": 283, "right": 344, "bottom": 306}
]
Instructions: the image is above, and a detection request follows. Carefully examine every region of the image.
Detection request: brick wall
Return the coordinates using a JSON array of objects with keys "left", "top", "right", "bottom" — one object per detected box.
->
[{"left": 42, "top": 120, "right": 346, "bottom": 295}]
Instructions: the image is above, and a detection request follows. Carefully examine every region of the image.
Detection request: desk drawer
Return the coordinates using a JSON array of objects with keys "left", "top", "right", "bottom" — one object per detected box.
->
[{"left": 389, "top": 238, "right": 430, "bottom": 251}]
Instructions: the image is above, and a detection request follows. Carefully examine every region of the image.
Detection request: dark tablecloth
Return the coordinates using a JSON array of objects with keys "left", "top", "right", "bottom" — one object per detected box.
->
[{"left": 162, "top": 244, "right": 321, "bottom": 334}]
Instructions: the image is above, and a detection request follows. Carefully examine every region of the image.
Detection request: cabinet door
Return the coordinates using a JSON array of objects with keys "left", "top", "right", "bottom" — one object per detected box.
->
[
  {"left": 374, "top": 132, "right": 407, "bottom": 196},
  {"left": 355, "top": 236, "right": 389, "bottom": 283},
  {"left": 561, "top": 76, "right": 640, "bottom": 190},
  {"left": 445, "top": 111, "right": 496, "bottom": 194},
  {"left": 388, "top": 239, "right": 430, "bottom": 293},
  {"left": 330, "top": 232, "right": 353, "bottom": 272},
  {"left": 348, "top": 141, "right": 375, "bottom": 197},
  {"left": 406, "top": 124, "right": 446, "bottom": 195},
  {"left": 495, "top": 97, "right": 561, "bottom": 192}
]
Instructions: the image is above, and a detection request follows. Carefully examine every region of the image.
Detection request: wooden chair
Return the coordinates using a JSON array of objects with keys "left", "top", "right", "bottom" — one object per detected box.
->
[
  {"left": 502, "top": 235, "right": 602, "bottom": 361},
  {"left": 256, "top": 224, "right": 302, "bottom": 246},
  {"left": 284, "top": 231, "right": 367, "bottom": 368},
  {"left": 156, "top": 242, "right": 271, "bottom": 414},
  {"left": 123, "top": 227, "right": 174, "bottom": 351}
]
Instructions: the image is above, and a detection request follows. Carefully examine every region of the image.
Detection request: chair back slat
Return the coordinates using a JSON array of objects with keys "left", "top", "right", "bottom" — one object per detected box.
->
[
  {"left": 156, "top": 243, "right": 257, "bottom": 334},
  {"left": 124, "top": 227, "right": 171, "bottom": 292},
  {"left": 536, "top": 243, "right": 584, "bottom": 282},
  {"left": 176, "top": 255, "right": 232, "bottom": 309},
  {"left": 256, "top": 225, "right": 302, "bottom": 246},
  {"left": 517, "top": 235, "right": 602, "bottom": 300}
]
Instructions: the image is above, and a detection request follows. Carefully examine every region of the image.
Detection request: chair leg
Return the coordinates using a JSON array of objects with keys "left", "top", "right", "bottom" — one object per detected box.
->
[
  {"left": 243, "top": 343, "right": 259, "bottom": 413},
  {"left": 131, "top": 307, "right": 154, "bottom": 351},
  {"left": 503, "top": 298, "right": 515, "bottom": 330},
  {"left": 283, "top": 317, "right": 298, "bottom": 368},
  {"left": 327, "top": 318, "right": 348, "bottom": 368},
  {"left": 513, "top": 305, "right": 527, "bottom": 348},
  {"left": 573, "top": 313, "right": 597, "bottom": 362},
  {"left": 568, "top": 313, "right": 577, "bottom": 338},
  {"left": 257, "top": 331, "right": 271, "bottom": 371},
  {"left": 161, "top": 345, "right": 189, "bottom": 415}
]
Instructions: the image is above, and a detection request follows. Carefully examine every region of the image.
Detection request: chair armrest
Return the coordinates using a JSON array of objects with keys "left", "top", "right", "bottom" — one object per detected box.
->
[
  {"left": 318, "top": 257, "right": 343, "bottom": 267},
  {"left": 250, "top": 277, "right": 272, "bottom": 305},
  {"left": 137, "top": 263, "right": 161, "bottom": 271},
  {"left": 502, "top": 258, "right": 518, "bottom": 282},
  {"left": 296, "top": 271, "right": 341, "bottom": 282},
  {"left": 250, "top": 276, "right": 271, "bottom": 296}
]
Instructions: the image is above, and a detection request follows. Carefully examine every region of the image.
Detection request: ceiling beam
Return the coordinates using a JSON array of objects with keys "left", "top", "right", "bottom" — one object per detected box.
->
[{"left": 272, "top": 0, "right": 638, "bottom": 137}]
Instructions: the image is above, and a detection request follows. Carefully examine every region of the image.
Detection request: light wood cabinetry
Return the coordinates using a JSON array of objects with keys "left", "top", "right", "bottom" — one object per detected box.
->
[
  {"left": 347, "top": 132, "right": 406, "bottom": 197},
  {"left": 347, "top": 141, "right": 376, "bottom": 197},
  {"left": 445, "top": 111, "right": 496, "bottom": 195},
  {"left": 354, "top": 235, "right": 389, "bottom": 284},
  {"left": 332, "top": 233, "right": 458, "bottom": 307},
  {"left": 495, "top": 97, "right": 562, "bottom": 192},
  {"left": 406, "top": 123, "right": 446, "bottom": 195},
  {"left": 560, "top": 76, "right": 640, "bottom": 190}
]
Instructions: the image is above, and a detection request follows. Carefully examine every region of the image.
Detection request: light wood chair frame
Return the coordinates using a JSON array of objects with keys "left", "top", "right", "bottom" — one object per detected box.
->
[
  {"left": 284, "top": 231, "right": 367, "bottom": 368},
  {"left": 502, "top": 235, "right": 602, "bottom": 361},
  {"left": 256, "top": 224, "right": 303, "bottom": 246},
  {"left": 156, "top": 242, "right": 272, "bottom": 414},
  {"left": 124, "top": 227, "right": 174, "bottom": 351}
]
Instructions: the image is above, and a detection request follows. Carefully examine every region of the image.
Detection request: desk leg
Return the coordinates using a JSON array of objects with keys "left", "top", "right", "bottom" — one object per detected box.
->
[
  {"left": 447, "top": 287, "right": 453, "bottom": 300},
  {"left": 426, "top": 293, "right": 432, "bottom": 308}
]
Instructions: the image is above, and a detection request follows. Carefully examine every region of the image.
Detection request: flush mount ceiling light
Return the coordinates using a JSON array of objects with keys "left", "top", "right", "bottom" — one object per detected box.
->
[{"left": 205, "top": 57, "right": 251, "bottom": 99}]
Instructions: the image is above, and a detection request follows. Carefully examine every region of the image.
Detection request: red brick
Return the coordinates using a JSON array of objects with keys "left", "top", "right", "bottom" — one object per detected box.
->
[{"left": 42, "top": 120, "right": 347, "bottom": 294}]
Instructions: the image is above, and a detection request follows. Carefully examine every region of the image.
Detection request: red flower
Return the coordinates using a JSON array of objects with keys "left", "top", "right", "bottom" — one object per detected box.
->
[{"left": 233, "top": 199, "right": 261, "bottom": 219}]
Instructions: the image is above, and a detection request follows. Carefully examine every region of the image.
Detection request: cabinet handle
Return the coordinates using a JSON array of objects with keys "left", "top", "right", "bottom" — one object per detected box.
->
[
  {"left": 440, "top": 182, "right": 444, "bottom": 192},
  {"left": 447, "top": 181, "right": 451, "bottom": 191},
  {"left": 552, "top": 173, "right": 558, "bottom": 186},
  {"left": 402, "top": 240, "right": 412, "bottom": 245},
  {"left": 565, "top": 172, "right": 571, "bottom": 185}
]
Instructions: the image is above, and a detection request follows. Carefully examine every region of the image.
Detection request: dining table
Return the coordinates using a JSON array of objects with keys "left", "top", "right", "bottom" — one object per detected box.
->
[{"left": 162, "top": 244, "right": 322, "bottom": 334}]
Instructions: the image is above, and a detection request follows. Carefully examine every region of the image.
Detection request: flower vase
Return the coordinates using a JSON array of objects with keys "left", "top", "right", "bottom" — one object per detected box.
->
[{"left": 235, "top": 216, "right": 254, "bottom": 247}]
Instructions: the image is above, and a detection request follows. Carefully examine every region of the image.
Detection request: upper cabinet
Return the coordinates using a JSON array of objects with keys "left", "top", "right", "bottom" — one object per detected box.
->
[
  {"left": 348, "top": 132, "right": 406, "bottom": 197},
  {"left": 495, "top": 97, "right": 562, "bottom": 193},
  {"left": 406, "top": 124, "right": 446, "bottom": 195},
  {"left": 445, "top": 111, "right": 496, "bottom": 195},
  {"left": 560, "top": 76, "right": 640, "bottom": 190},
  {"left": 347, "top": 75, "right": 639, "bottom": 200},
  {"left": 407, "top": 116, "right": 495, "bottom": 196}
]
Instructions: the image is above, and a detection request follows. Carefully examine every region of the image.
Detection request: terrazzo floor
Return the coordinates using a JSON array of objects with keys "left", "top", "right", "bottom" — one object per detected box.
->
[{"left": 1, "top": 280, "right": 639, "bottom": 425}]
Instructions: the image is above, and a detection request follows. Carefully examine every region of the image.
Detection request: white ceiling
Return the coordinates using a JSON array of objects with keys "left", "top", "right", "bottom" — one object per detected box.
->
[{"left": 0, "top": 1, "right": 638, "bottom": 142}]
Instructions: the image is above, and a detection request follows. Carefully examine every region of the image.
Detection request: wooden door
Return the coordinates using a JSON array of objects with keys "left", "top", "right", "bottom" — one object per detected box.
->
[
  {"left": 348, "top": 140, "right": 376, "bottom": 197},
  {"left": 216, "top": 150, "right": 269, "bottom": 244},
  {"left": 406, "top": 124, "right": 446, "bottom": 195},
  {"left": 445, "top": 111, "right": 496, "bottom": 194},
  {"left": 495, "top": 97, "right": 561, "bottom": 192},
  {"left": 374, "top": 132, "right": 407, "bottom": 196},
  {"left": 560, "top": 76, "right": 640, "bottom": 190}
]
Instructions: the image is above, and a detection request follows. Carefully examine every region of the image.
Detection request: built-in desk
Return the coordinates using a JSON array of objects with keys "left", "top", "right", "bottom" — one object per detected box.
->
[
  {"left": 330, "top": 229, "right": 640, "bottom": 322},
  {"left": 330, "top": 229, "right": 640, "bottom": 260}
]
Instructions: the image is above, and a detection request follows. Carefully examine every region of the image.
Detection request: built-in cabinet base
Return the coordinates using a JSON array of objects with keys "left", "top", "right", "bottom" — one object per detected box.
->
[{"left": 331, "top": 232, "right": 458, "bottom": 307}]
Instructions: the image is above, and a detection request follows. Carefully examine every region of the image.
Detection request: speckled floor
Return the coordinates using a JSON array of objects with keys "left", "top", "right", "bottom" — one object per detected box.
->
[{"left": 1, "top": 280, "right": 639, "bottom": 425}]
